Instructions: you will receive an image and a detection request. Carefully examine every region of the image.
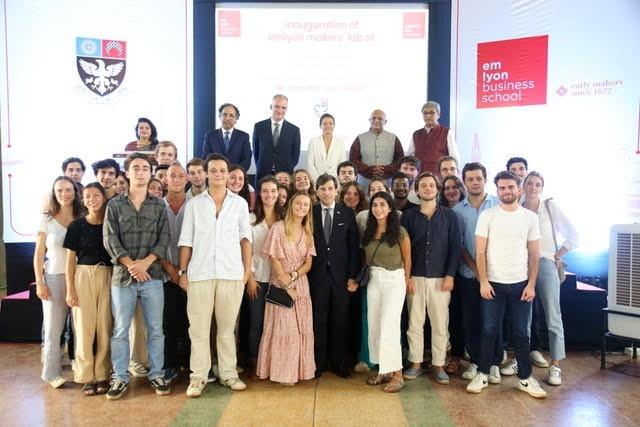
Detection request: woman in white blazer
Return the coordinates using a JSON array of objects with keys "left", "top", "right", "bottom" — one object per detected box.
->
[{"left": 306, "top": 113, "right": 346, "bottom": 184}]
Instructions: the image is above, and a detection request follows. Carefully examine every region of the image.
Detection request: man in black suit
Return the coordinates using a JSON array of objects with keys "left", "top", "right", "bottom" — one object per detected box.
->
[
  {"left": 308, "top": 174, "right": 360, "bottom": 378},
  {"left": 252, "top": 94, "right": 301, "bottom": 186},
  {"left": 201, "top": 103, "right": 252, "bottom": 171}
]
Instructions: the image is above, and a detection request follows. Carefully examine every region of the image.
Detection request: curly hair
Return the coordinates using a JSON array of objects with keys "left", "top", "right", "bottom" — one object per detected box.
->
[{"left": 361, "top": 191, "right": 401, "bottom": 248}]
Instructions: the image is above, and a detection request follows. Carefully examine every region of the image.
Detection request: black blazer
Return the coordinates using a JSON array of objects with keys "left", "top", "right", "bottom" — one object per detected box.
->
[
  {"left": 308, "top": 203, "right": 361, "bottom": 287},
  {"left": 252, "top": 118, "right": 301, "bottom": 183},
  {"left": 201, "top": 128, "right": 252, "bottom": 171}
]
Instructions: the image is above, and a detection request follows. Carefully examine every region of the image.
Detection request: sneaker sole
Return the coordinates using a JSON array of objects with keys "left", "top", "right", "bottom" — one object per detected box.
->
[
  {"left": 186, "top": 390, "right": 203, "bottom": 398},
  {"left": 518, "top": 384, "right": 547, "bottom": 398},
  {"left": 435, "top": 378, "right": 450, "bottom": 385},
  {"left": 155, "top": 389, "right": 171, "bottom": 396},
  {"left": 403, "top": 374, "right": 421, "bottom": 380},
  {"left": 466, "top": 385, "right": 487, "bottom": 394},
  {"left": 488, "top": 377, "right": 501, "bottom": 384},
  {"left": 533, "top": 361, "right": 550, "bottom": 368},
  {"left": 547, "top": 378, "right": 562, "bottom": 386},
  {"left": 461, "top": 373, "right": 475, "bottom": 380},
  {"left": 500, "top": 369, "right": 517, "bottom": 376},
  {"left": 106, "top": 391, "right": 126, "bottom": 401}
]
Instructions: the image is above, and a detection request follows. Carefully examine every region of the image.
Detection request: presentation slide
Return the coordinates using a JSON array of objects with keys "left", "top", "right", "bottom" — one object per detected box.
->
[
  {"left": 450, "top": 0, "right": 640, "bottom": 272},
  {"left": 214, "top": 3, "right": 429, "bottom": 162},
  {"left": 0, "top": 0, "right": 193, "bottom": 243}
]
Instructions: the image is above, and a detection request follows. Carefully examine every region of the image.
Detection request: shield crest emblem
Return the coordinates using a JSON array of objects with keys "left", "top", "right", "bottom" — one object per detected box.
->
[{"left": 76, "top": 37, "right": 126, "bottom": 97}]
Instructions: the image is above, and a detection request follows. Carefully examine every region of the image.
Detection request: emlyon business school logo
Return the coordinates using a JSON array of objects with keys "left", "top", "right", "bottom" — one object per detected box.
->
[{"left": 76, "top": 37, "right": 126, "bottom": 97}]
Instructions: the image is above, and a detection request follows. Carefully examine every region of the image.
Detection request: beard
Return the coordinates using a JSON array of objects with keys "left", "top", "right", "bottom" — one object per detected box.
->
[{"left": 499, "top": 193, "right": 518, "bottom": 204}]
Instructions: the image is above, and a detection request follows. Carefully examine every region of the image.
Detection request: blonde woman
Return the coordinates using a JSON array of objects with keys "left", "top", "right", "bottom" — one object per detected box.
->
[
  {"left": 34, "top": 176, "right": 84, "bottom": 388},
  {"left": 256, "top": 192, "right": 316, "bottom": 385}
]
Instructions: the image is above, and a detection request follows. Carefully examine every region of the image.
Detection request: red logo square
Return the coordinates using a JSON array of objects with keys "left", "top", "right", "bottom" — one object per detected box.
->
[
  {"left": 476, "top": 35, "right": 548, "bottom": 108},
  {"left": 219, "top": 11, "right": 241, "bottom": 37},
  {"left": 102, "top": 40, "right": 126, "bottom": 59},
  {"left": 403, "top": 12, "right": 425, "bottom": 39}
]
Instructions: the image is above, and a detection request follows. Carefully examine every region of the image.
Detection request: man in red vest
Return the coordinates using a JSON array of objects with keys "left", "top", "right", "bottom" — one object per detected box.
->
[{"left": 407, "top": 101, "right": 460, "bottom": 175}]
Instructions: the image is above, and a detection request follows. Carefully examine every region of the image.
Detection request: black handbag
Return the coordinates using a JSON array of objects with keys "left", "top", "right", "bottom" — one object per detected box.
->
[
  {"left": 356, "top": 241, "right": 383, "bottom": 288},
  {"left": 265, "top": 283, "right": 294, "bottom": 308}
]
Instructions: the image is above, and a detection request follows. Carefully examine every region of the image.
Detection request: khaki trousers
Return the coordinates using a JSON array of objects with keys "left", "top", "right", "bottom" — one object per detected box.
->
[
  {"left": 72, "top": 265, "right": 113, "bottom": 383},
  {"left": 407, "top": 276, "right": 451, "bottom": 366},
  {"left": 129, "top": 300, "right": 148, "bottom": 365},
  {"left": 187, "top": 279, "right": 244, "bottom": 381}
]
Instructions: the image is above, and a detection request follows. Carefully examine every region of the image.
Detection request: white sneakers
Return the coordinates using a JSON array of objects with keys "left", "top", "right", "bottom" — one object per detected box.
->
[
  {"left": 48, "top": 376, "right": 66, "bottom": 389},
  {"left": 500, "top": 359, "right": 518, "bottom": 376},
  {"left": 518, "top": 376, "right": 547, "bottom": 398},
  {"left": 530, "top": 351, "right": 550, "bottom": 368},
  {"left": 461, "top": 363, "right": 477, "bottom": 380},
  {"left": 466, "top": 373, "right": 489, "bottom": 393},
  {"left": 186, "top": 377, "right": 206, "bottom": 398},
  {"left": 548, "top": 365, "right": 562, "bottom": 386},
  {"left": 488, "top": 365, "right": 501, "bottom": 384}
]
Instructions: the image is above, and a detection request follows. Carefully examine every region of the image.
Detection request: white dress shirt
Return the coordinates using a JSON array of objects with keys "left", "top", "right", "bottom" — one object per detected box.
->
[
  {"left": 320, "top": 201, "right": 335, "bottom": 229},
  {"left": 306, "top": 135, "right": 346, "bottom": 183},
  {"left": 249, "top": 213, "right": 272, "bottom": 283},
  {"left": 178, "top": 189, "right": 252, "bottom": 281}
]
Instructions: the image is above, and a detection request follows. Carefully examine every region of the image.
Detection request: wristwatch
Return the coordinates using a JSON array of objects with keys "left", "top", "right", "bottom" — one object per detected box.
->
[{"left": 178, "top": 269, "right": 187, "bottom": 277}]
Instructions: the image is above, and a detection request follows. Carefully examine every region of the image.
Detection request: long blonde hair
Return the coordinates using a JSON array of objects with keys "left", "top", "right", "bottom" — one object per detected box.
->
[{"left": 284, "top": 191, "right": 314, "bottom": 247}]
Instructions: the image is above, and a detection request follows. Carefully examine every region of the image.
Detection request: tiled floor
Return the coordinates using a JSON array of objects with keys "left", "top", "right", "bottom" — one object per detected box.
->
[{"left": 0, "top": 343, "right": 638, "bottom": 426}]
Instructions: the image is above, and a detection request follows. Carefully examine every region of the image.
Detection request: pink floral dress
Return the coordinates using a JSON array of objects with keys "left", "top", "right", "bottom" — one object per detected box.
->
[{"left": 256, "top": 221, "right": 316, "bottom": 383}]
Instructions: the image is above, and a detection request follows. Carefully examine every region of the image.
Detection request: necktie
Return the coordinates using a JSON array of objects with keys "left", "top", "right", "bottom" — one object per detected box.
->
[
  {"left": 273, "top": 123, "right": 280, "bottom": 146},
  {"left": 323, "top": 208, "right": 332, "bottom": 244},
  {"left": 223, "top": 131, "right": 230, "bottom": 152}
]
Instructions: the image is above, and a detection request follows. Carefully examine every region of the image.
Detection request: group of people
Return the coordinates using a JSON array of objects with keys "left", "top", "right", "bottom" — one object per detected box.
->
[{"left": 34, "top": 94, "right": 578, "bottom": 403}]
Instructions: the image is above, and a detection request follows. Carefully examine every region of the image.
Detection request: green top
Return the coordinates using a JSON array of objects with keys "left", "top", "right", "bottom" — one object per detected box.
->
[{"left": 363, "top": 226, "right": 407, "bottom": 271}]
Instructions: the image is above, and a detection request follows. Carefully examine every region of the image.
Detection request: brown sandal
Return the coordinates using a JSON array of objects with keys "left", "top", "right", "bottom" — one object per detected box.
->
[
  {"left": 81, "top": 383, "right": 96, "bottom": 396},
  {"left": 445, "top": 357, "right": 462, "bottom": 375},
  {"left": 383, "top": 377, "right": 404, "bottom": 393},
  {"left": 367, "top": 373, "right": 391, "bottom": 385}
]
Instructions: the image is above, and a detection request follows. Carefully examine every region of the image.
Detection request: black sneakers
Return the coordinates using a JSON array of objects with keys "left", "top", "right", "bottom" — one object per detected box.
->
[
  {"left": 106, "top": 379, "right": 128, "bottom": 400},
  {"left": 150, "top": 377, "right": 171, "bottom": 395}
]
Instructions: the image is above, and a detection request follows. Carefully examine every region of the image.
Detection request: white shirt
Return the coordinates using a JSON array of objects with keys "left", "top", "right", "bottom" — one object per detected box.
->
[
  {"left": 475, "top": 205, "right": 540, "bottom": 284},
  {"left": 528, "top": 197, "right": 579, "bottom": 260},
  {"left": 221, "top": 127, "right": 234, "bottom": 139},
  {"left": 38, "top": 215, "right": 67, "bottom": 275},
  {"left": 320, "top": 201, "right": 336, "bottom": 229},
  {"left": 249, "top": 213, "right": 272, "bottom": 283},
  {"left": 271, "top": 120, "right": 284, "bottom": 135},
  {"left": 178, "top": 189, "right": 252, "bottom": 281},
  {"left": 407, "top": 126, "right": 460, "bottom": 165},
  {"left": 306, "top": 135, "right": 346, "bottom": 183}
]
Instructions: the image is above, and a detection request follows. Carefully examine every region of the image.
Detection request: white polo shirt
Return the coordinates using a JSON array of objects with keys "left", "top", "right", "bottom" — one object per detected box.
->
[{"left": 178, "top": 189, "right": 252, "bottom": 281}]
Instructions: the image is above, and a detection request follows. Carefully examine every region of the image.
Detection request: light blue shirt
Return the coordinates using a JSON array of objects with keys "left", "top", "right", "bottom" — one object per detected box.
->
[{"left": 452, "top": 194, "right": 499, "bottom": 278}]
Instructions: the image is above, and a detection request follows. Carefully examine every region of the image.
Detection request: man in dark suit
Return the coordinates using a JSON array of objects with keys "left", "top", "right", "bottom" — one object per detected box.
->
[
  {"left": 308, "top": 174, "right": 360, "bottom": 378},
  {"left": 252, "top": 94, "right": 301, "bottom": 186},
  {"left": 201, "top": 103, "right": 252, "bottom": 171}
]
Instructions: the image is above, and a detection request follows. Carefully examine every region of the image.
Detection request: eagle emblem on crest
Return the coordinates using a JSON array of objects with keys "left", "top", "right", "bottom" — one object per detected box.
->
[{"left": 76, "top": 37, "right": 127, "bottom": 97}]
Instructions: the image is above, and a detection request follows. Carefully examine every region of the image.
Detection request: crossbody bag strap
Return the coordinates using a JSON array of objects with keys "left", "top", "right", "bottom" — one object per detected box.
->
[
  {"left": 544, "top": 199, "right": 560, "bottom": 252},
  {"left": 366, "top": 240, "right": 383, "bottom": 266}
]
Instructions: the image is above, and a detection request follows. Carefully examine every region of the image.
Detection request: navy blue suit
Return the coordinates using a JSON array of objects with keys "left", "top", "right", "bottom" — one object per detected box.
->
[
  {"left": 201, "top": 128, "right": 252, "bottom": 171},
  {"left": 307, "top": 203, "right": 361, "bottom": 376},
  {"left": 252, "top": 118, "right": 301, "bottom": 185}
]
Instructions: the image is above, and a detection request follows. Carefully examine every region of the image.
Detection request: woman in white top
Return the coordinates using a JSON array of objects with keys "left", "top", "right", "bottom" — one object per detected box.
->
[
  {"left": 306, "top": 113, "right": 346, "bottom": 184},
  {"left": 521, "top": 171, "right": 578, "bottom": 387},
  {"left": 245, "top": 176, "right": 285, "bottom": 376},
  {"left": 34, "top": 176, "right": 84, "bottom": 388}
]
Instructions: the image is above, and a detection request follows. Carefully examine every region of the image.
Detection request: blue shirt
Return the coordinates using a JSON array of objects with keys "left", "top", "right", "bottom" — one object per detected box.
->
[
  {"left": 452, "top": 194, "right": 499, "bottom": 279},
  {"left": 400, "top": 206, "right": 461, "bottom": 278}
]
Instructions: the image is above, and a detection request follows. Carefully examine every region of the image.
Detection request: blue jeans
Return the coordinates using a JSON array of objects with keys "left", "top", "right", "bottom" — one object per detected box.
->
[
  {"left": 479, "top": 281, "right": 532, "bottom": 380},
  {"left": 535, "top": 258, "right": 565, "bottom": 361},
  {"left": 111, "top": 279, "right": 164, "bottom": 382}
]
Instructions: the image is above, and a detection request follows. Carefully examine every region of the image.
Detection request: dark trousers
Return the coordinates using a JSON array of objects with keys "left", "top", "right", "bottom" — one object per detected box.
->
[
  {"left": 163, "top": 281, "right": 190, "bottom": 370},
  {"left": 448, "top": 278, "right": 465, "bottom": 358},
  {"left": 246, "top": 281, "right": 268, "bottom": 363},
  {"left": 479, "top": 281, "right": 532, "bottom": 379},
  {"left": 311, "top": 271, "right": 351, "bottom": 374}
]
